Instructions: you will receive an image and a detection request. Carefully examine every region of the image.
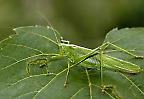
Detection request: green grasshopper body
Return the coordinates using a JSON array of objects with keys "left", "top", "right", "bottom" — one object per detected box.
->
[{"left": 60, "top": 43, "right": 142, "bottom": 74}]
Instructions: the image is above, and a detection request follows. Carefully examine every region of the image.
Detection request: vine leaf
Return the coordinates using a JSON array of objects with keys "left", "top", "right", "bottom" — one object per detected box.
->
[{"left": 0, "top": 26, "right": 144, "bottom": 99}]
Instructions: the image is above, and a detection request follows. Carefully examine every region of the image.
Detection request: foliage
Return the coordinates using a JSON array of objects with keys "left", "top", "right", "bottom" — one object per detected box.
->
[{"left": 0, "top": 26, "right": 144, "bottom": 99}]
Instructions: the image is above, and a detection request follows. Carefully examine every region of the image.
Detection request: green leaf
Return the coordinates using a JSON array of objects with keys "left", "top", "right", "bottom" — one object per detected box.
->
[{"left": 0, "top": 26, "right": 144, "bottom": 99}]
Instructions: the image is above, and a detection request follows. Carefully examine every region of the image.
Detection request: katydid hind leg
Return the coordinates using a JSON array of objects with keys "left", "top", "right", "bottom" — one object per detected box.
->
[{"left": 106, "top": 42, "right": 144, "bottom": 59}]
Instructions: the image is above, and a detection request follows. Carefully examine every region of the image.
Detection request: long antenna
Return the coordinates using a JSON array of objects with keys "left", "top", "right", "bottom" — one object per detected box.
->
[{"left": 36, "top": 11, "right": 60, "bottom": 44}]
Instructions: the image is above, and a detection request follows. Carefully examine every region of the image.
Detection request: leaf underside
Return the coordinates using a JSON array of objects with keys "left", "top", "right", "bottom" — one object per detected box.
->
[{"left": 0, "top": 26, "right": 144, "bottom": 99}]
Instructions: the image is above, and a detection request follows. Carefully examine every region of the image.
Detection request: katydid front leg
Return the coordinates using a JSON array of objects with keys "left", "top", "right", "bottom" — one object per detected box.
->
[
  {"left": 99, "top": 46, "right": 103, "bottom": 85},
  {"left": 64, "top": 61, "right": 70, "bottom": 87}
]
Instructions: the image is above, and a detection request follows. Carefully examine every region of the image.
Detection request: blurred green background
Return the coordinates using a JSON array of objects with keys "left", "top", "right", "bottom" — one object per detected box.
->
[{"left": 0, "top": 0, "right": 144, "bottom": 48}]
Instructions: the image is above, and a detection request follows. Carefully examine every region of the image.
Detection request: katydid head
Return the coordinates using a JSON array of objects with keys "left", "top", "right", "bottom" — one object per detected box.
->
[{"left": 60, "top": 43, "right": 77, "bottom": 63}]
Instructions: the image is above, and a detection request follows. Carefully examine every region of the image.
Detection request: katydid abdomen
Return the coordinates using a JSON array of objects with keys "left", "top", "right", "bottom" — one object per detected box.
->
[{"left": 96, "top": 54, "right": 141, "bottom": 74}]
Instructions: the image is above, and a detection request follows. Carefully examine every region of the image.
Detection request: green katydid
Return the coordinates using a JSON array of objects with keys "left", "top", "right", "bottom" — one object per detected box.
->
[
  {"left": 60, "top": 41, "right": 143, "bottom": 73},
  {"left": 60, "top": 41, "right": 143, "bottom": 86}
]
